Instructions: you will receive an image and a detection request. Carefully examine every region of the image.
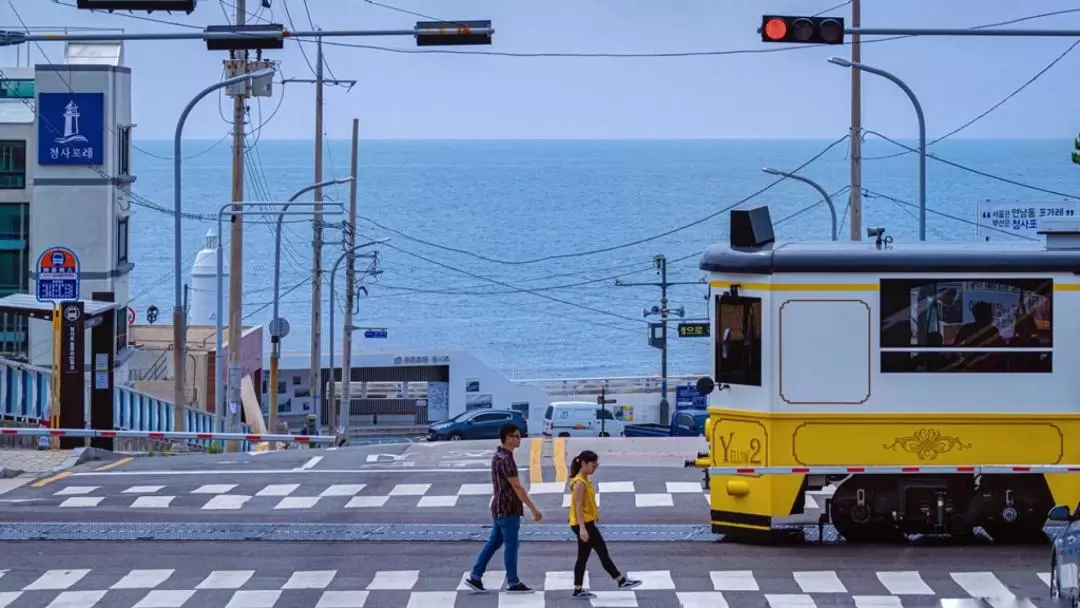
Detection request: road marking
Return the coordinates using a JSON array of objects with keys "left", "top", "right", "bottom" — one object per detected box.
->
[
  {"left": 876, "top": 571, "right": 932, "bottom": 595},
  {"left": 70, "top": 467, "right": 530, "bottom": 476},
  {"left": 367, "top": 570, "right": 418, "bottom": 590},
  {"left": 24, "top": 569, "right": 89, "bottom": 590},
  {"left": 710, "top": 571, "right": 759, "bottom": 591},
  {"left": 676, "top": 593, "right": 731, "bottom": 608},
  {"left": 528, "top": 437, "right": 543, "bottom": 484},
  {"left": 134, "top": 590, "right": 195, "bottom": 607},
  {"left": 130, "top": 496, "right": 175, "bottom": 508},
  {"left": 793, "top": 571, "right": 846, "bottom": 593},
  {"left": 297, "top": 457, "right": 322, "bottom": 471},
  {"left": 59, "top": 497, "right": 104, "bottom": 507},
  {"left": 282, "top": 570, "right": 336, "bottom": 590},
  {"left": 949, "top": 572, "right": 1016, "bottom": 602},
  {"left": 202, "top": 495, "right": 251, "bottom": 510},
  {"left": 196, "top": 570, "right": 254, "bottom": 589},
  {"left": 96, "top": 457, "right": 133, "bottom": 471},
  {"left": 553, "top": 437, "right": 568, "bottom": 482},
  {"left": 110, "top": 569, "right": 175, "bottom": 589},
  {"left": 30, "top": 470, "right": 71, "bottom": 488}
]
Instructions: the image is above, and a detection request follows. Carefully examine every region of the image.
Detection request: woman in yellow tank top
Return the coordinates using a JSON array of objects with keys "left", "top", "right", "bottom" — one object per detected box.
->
[{"left": 567, "top": 450, "right": 641, "bottom": 600}]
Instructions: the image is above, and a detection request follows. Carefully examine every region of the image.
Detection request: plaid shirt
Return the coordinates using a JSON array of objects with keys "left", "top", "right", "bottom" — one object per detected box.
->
[{"left": 489, "top": 445, "right": 523, "bottom": 518}]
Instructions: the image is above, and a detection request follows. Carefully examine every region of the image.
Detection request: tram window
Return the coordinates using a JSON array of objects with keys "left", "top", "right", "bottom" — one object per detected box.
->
[
  {"left": 879, "top": 278, "right": 1052, "bottom": 373},
  {"left": 715, "top": 295, "right": 762, "bottom": 386}
]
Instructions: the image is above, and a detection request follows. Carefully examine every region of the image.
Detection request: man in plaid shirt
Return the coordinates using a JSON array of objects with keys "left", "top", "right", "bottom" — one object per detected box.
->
[{"left": 464, "top": 423, "right": 542, "bottom": 594}]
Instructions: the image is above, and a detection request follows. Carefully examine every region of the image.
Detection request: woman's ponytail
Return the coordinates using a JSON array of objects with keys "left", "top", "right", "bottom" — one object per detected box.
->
[{"left": 569, "top": 455, "right": 582, "bottom": 478}]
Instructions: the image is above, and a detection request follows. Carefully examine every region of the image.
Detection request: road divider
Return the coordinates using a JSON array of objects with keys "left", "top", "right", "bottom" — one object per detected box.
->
[
  {"left": 529, "top": 437, "right": 544, "bottom": 484},
  {"left": 553, "top": 437, "right": 568, "bottom": 482}
]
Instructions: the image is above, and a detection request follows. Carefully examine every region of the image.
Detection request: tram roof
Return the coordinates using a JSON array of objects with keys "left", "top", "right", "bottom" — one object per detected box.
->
[{"left": 699, "top": 239, "right": 1080, "bottom": 275}]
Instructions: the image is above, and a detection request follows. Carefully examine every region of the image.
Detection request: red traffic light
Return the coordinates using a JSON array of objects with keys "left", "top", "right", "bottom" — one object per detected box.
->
[
  {"left": 763, "top": 18, "right": 788, "bottom": 41},
  {"left": 760, "top": 15, "right": 845, "bottom": 45}
]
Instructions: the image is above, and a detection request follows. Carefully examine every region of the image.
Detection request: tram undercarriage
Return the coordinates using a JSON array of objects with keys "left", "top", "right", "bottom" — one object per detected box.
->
[{"left": 806, "top": 473, "right": 1053, "bottom": 543}]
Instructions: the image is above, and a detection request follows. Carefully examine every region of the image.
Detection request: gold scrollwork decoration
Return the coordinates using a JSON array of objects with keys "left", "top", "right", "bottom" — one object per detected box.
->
[{"left": 884, "top": 428, "right": 972, "bottom": 461}]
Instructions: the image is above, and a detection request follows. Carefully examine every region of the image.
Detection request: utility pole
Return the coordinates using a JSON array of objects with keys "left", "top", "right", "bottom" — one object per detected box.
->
[
  {"left": 339, "top": 118, "right": 360, "bottom": 438},
  {"left": 615, "top": 255, "right": 702, "bottom": 425},
  {"left": 225, "top": 0, "right": 247, "bottom": 452},
  {"left": 282, "top": 40, "right": 356, "bottom": 434},
  {"left": 848, "top": 0, "right": 862, "bottom": 241}
]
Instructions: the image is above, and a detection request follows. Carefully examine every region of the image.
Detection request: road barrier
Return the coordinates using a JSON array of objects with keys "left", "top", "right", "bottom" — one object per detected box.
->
[
  {"left": 0, "top": 427, "right": 336, "bottom": 444},
  {"left": 704, "top": 464, "right": 1080, "bottom": 475}
]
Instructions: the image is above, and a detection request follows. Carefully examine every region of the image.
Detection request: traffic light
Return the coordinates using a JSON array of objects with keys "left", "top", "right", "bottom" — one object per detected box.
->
[
  {"left": 760, "top": 15, "right": 845, "bottom": 44},
  {"left": 415, "top": 20, "right": 493, "bottom": 46},
  {"left": 76, "top": 0, "right": 197, "bottom": 13}
]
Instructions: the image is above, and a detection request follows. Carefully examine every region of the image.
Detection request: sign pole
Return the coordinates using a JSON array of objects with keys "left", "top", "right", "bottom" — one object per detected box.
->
[
  {"left": 37, "top": 246, "right": 80, "bottom": 447},
  {"left": 50, "top": 303, "right": 60, "bottom": 450}
]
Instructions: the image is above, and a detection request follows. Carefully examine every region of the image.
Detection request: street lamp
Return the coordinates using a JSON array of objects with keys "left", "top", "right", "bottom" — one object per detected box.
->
[
  {"left": 172, "top": 67, "right": 275, "bottom": 429},
  {"left": 269, "top": 177, "right": 354, "bottom": 443},
  {"left": 761, "top": 167, "right": 838, "bottom": 241},
  {"left": 827, "top": 56, "right": 926, "bottom": 241},
  {"left": 213, "top": 204, "right": 343, "bottom": 439},
  {"left": 329, "top": 239, "right": 389, "bottom": 438}
]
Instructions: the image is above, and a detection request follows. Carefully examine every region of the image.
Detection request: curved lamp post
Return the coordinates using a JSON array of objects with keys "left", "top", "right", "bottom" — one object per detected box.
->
[{"left": 762, "top": 167, "right": 838, "bottom": 241}]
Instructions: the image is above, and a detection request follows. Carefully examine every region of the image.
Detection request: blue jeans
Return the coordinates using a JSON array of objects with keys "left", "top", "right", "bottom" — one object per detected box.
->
[{"left": 470, "top": 515, "right": 522, "bottom": 585}]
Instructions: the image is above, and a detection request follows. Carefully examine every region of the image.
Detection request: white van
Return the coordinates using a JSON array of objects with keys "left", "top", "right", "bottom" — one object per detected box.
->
[{"left": 542, "top": 401, "right": 624, "bottom": 438}]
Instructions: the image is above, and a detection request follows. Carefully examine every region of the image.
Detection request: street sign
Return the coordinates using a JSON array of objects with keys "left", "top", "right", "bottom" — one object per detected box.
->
[
  {"left": 127, "top": 307, "right": 136, "bottom": 325},
  {"left": 678, "top": 322, "right": 711, "bottom": 338},
  {"left": 37, "top": 247, "right": 80, "bottom": 303},
  {"left": 976, "top": 200, "right": 1078, "bottom": 240},
  {"left": 364, "top": 329, "right": 388, "bottom": 339},
  {"left": 676, "top": 385, "right": 707, "bottom": 408}
]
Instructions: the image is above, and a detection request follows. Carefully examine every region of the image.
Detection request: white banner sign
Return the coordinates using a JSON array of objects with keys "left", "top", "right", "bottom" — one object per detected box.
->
[{"left": 976, "top": 201, "right": 1078, "bottom": 239}]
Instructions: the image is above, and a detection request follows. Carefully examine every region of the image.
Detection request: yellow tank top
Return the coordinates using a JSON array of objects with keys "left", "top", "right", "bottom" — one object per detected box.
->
[{"left": 568, "top": 475, "right": 599, "bottom": 526}]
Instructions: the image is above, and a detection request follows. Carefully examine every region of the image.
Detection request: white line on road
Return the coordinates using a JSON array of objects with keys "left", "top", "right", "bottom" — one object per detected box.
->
[
  {"left": 70, "top": 467, "right": 521, "bottom": 477},
  {"left": 296, "top": 457, "right": 323, "bottom": 471}
]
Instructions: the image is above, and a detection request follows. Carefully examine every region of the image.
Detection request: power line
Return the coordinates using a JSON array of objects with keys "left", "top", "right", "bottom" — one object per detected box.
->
[
  {"left": 861, "top": 188, "right": 1040, "bottom": 241},
  {"left": 864, "top": 39, "right": 1080, "bottom": 160},
  {"left": 357, "top": 135, "right": 849, "bottom": 266},
  {"left": 862, "top": 129, "right": 1080, "bottom": 201}
]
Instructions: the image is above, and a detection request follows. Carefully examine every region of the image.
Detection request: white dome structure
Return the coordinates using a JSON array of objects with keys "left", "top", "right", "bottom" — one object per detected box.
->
[{"left": 188, "top": 228, "right": 229, "bottom": 326}]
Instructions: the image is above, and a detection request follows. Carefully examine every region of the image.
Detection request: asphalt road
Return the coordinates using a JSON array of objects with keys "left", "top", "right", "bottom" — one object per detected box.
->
[
  {"left": 0, "top": 540, "right": 1056, "bottom": 606},
  {"left": 0, "top": 438, "right": 718, "bottom": 526}
]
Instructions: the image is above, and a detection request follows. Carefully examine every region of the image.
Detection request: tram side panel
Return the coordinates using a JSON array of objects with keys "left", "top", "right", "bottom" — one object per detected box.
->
[{"left": 700, "top": 276, "right": 1080, "bottom": 541}]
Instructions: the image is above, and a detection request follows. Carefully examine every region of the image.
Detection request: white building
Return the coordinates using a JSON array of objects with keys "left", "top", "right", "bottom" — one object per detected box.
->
[{"left": 0, "top": 42, "right": 133, "bottom": 366}]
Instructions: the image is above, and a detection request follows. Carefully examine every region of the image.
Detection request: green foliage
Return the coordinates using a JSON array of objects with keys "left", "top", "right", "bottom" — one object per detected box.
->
[{"left": 1072, "top": 136, "right": 1080, "bottom": 165}]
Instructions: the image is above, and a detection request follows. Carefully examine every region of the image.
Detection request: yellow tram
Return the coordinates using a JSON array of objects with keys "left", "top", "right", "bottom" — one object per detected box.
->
[{"left": 687, "top": 206, "right": 1080, "bottom": 543}]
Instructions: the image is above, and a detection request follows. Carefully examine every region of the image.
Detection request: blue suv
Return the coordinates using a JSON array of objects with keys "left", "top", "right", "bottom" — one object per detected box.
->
[{"left": 427, "top": 409, "right": 529, "bottom": 441}]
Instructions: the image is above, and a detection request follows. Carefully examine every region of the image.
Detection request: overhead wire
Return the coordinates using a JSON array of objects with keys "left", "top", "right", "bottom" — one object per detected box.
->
[
  {"left": 864, "top": 39, "right": 1080, "bottom": 160},
  {"left": 861, "top": 188, "right": 1040, "bottom": 241},
  {"left": 862, "top": 129, "right": 1080, "bottom": 201}
]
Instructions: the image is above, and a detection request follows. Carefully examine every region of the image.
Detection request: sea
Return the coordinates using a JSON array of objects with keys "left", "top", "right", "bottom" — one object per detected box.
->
[{"left": 125, "top": 137, "right": 1080, "bottom": 380}]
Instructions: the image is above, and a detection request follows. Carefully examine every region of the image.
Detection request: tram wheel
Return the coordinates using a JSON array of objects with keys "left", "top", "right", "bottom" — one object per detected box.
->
[
  {"left": 829, "top": 478, "right": 905, "bottom": 544},
  {"left": 979, "top": 476, "right": 1053, "bottom": 545}
]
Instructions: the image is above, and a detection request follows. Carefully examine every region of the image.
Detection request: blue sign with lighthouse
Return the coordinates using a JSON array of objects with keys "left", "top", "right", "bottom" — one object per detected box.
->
[{"left": 37, "top": 92, "right": 104, "bottom": 166}]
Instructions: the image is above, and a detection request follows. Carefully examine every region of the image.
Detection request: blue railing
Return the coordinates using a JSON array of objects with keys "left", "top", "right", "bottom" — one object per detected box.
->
[{"left": 0, "top": 358, "right": 253, "bottom": 451}]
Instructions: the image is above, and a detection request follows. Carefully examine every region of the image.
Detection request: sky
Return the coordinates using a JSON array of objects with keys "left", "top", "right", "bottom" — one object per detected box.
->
[{"left": 2, "top": 0, "right": 1080, "bottom": 139}]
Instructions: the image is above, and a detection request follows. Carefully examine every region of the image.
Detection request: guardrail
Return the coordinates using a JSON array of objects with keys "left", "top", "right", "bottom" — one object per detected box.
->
[
  {"left": 0, "top": 358, "right": 253, "bottom": 451},
  {"left": 703, "top": 465, "right": 1080, "bottom": 475},
  {"left": 0, "top": 427, "right": 333, "bottom": 445}
]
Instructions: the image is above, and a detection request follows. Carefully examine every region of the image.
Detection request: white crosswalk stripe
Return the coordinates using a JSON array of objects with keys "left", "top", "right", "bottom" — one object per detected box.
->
[{"left": 0, "top": 566, "right": 1052, "bottom": 606}]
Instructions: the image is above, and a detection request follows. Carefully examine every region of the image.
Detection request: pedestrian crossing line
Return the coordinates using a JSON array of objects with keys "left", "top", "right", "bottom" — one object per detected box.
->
[{"left": 0, "top": 567, "right": 1055, "bottom": 607}]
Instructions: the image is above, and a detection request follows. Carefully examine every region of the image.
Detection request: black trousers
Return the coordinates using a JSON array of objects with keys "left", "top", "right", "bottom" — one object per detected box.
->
[{"left": 570, "top": 521, "right": 621, "bottom": 587}]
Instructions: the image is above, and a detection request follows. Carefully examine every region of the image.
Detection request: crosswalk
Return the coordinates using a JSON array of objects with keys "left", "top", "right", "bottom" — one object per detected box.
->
[
  {"left": 0, "top": 566, "right": 1054, "bottom": 607},
  {"left": 25, "top": 480, "right": 756, "bottom": 511}
]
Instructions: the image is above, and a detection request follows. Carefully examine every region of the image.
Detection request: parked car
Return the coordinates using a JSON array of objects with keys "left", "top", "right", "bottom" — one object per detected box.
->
[
  {"left": 542, "top": 401, "right": 625, "bottom": 438},
  {"left": 1049, "top": 504, "right": 1080, "bottom": 605},
  {"left": 426, "top": 409, "right": 528, "bottom": 441},
  {"left": 623, "top": 409, "right": 708, "bottom": 437}
]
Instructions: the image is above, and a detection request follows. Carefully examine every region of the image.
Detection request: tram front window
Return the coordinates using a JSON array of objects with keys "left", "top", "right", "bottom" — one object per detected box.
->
[{"left": 715, "top": 294, "right": 762, "bottom": 386}]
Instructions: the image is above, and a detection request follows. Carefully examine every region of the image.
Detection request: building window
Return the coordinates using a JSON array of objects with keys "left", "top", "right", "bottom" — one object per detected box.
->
[
  {"left": 0, "top": 141, "right": 26, "bottom": 190},
  {"left": 0, "top": 203, "right": 29, "bottom": 359},
  {"left": 115, "top": 308, "right": 128, "bottom": 354},
  {"left": 879, "top": 278, "right": 1053, "bottom": 373},
  {"left": 117, "top": 125, "right": 132, "bottom": 176},
  {"left": 715, "top": 294, "right": 762, "bottom": 386},
  {"left": 0, "top": 79, "right": 33, "bottom": 99},
  {"left": 117, "top": 216, "right": 129, "bottom": 264}
]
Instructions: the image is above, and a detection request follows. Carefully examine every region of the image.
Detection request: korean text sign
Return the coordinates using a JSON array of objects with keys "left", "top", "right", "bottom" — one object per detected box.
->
[{"left": 37, "top": 92, "right": 104, "bottom": 166}]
